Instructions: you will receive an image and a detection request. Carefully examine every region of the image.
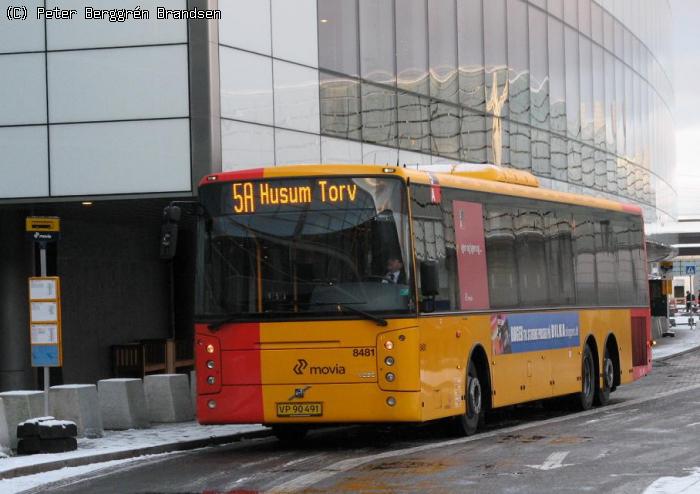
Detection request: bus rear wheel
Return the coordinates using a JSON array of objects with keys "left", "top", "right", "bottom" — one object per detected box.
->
[
  {"left": 577, "top": 345, "right": 595, "bottom": 411},
  {"left": 454, "top": 360, "right": 484, "bottom": 436},
  {"left": 271, "top": 425, "right": 308, "bottom": 443},
  {"left": 595, "top": 347, "right": 614, "bottom": 406}
]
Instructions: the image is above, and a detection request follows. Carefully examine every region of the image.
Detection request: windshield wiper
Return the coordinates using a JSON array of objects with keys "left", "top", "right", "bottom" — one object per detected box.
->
[{"left": 335, "top": 303, "right": 388, "bottom": 327}]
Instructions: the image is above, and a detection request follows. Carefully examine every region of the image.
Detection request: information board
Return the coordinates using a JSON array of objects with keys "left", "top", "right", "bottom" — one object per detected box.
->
[{"left": 28, "top": 276, "right": 62, "bottom": 367}]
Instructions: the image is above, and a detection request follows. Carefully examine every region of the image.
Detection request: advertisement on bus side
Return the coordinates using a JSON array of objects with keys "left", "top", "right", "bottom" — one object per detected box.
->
[{"left": 491, "top": 312, "right": 580, "bottom": 356}]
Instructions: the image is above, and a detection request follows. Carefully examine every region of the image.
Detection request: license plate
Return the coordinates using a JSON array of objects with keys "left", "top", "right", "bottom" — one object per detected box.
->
[{"left": 276, "top": 402, "right": 323, "bottom": 417}]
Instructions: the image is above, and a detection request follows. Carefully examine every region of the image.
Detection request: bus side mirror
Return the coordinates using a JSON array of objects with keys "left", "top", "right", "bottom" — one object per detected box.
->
[
  {"left": 160, "top": 205, "right": 182, "bottom": 260},
  {"left": 420, "top": 260, "right": 439, "bottom": 297}
]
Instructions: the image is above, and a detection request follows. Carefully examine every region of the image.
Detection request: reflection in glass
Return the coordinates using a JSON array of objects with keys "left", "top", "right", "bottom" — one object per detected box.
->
[
  {"left": 573, "top": 217, "right": 596, "bottom": 306},
  {"left": 577, "top": 0, "right": 590, "bottom": 36},
  {"left": 565, "top": 26, "right": 581, "bottom": 183},
  {"left": 458, "top": 0, "right": 486, "bottom": 163},
  {"left": 530, "top": 6, "right": 549, "bottom": 175},
  {"left": 579, "top": 35, "right": 594, "bottom": 188},
  {"left": 507, "top": 0, "right": 530, "bottom": 171},
  {"left": 428, "top": 0, "right": 459, "bottom": 158},
  {"left": 548, "top": 17, "right": 567, "bottom": 180},
  {"left": 318, "top": 0, "right": 359, "bottom": 76},
  {"left": 461, "top": 108, "right": 487, "bottom": 163},
  {"left": 359, "top": 0, "right": 395, "bottom": 84},
  {"left": 484, "top": 0, "right": 509, "bottom": 165},
  {"left": 396, "top": 0, "right": 428, "bottom": 95},
  {"left": 361, "top": 81, "right": 397, "bottom": 147},
  {"left": 319, "top": 72, "right": 362, "bottom": 141},
  {"left": 358, "top": 0, "right": 397, "bottom": 147},
  {"left": 398, "top": 91, "right": 431, "bottom": 154},
  {"left": 592, "top": 45, "right": 606, "bottom": 190}
]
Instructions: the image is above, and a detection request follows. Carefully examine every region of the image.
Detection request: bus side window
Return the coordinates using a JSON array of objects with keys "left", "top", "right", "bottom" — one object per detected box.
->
[
  {"left": 573, "top": 217, "right": 597, "bottom": 306},
  {"left": 484, "top": 207, "right": 519, "bottom": 308},
  {"left": 545, "top": 210, "right": 576, "bottom": 306},
  {"left": 411, "top": 185, "right": 457, "bottom": 311}
]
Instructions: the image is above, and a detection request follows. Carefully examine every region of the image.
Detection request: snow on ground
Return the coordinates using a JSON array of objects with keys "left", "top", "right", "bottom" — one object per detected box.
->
[
  {"left": 0, "top": 451, "right": 184, "bottom": 494},
  {"left": 0, "top": 422, "right": 266, "bottom": 477},
  {"left": 643, "top": 467, "right": 700, "bottom": 493},
  {"left": 652, "top": 315, "right": 700, "bottom": 361}
]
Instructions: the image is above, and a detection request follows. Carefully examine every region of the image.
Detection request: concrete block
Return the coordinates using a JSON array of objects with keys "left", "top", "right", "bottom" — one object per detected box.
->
[
  {"left": 49, "top": 384, "right": 104, "bottom": 438},
  {"left": 0, "top": 390, "right": 44, "bottom": 449},
  {"left": 144, "top": 374, "right": 194, "bottom": 423},
  {"left": 98, "top": 378, "right": 150, "bottom": 430},
  {"left": 0, "top": 398, "right": 10, "bottom": 455}
]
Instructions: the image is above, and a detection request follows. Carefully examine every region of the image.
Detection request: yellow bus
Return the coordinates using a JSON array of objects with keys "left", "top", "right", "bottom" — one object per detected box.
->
[{"left": 189, "top": 164, "right": 651, "bottom": 440}]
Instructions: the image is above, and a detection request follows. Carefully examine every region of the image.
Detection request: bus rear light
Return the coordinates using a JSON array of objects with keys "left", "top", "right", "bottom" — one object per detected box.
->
[
  {"left": 385, "top": 372, "right": 396, "bottom": 382},
  {"left": 208, "top": 400, "right": 217, "bottom": 409},
  {"left": 384, "top": 341, "right": 394, "bottom": 350},
  {"left": 386, "top": 396, "right": 396, "bottom": 406},
  {"left": 206, "top": 344, "right": 215, "bottom": 354},
  {"left": 207, "top": 376, "right": 216, "bottom": 385},
  {"left": 385, "top": 356, "right": 395, "bottom": 366},
  {"left": 206, "top": 360, "right": 215, "bottom": 369}
]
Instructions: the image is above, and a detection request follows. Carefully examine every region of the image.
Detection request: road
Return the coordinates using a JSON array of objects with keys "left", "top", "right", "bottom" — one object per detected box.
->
[{"left": 34, "top": 350, "right": 700, "bottom": 493}]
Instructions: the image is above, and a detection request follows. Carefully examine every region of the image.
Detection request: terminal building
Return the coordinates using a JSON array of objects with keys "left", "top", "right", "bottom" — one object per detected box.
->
[{"left": 0, "top": 0, "right": 675, "bottom": 390}]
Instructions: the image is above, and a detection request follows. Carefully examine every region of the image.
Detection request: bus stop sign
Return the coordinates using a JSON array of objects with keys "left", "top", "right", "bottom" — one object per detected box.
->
[
  {"left": 26, "top": 216, "right": 61, "bottom": 242},
  {"left": 687, "top": 266, "right": 696, "bottom": 275}
]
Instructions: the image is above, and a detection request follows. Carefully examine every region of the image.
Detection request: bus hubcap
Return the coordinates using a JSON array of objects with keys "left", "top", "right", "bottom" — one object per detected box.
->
[
  {"left": 604, "top": 357, "right": 614, "bottom": 389},
  {"left": 468, "top": 378, "right": 482, "bottom": 416},
  {"left": 583, "top": 356, "right": 593, "bottom": 396}
]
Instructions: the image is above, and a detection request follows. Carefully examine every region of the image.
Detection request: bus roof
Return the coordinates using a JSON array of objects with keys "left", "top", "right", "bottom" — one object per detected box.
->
[{"left": 200, "top": 164, "right": 643, "bottom": 216}]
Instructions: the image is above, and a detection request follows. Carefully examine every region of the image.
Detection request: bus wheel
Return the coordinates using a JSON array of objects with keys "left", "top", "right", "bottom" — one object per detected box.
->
[
  {"left": 595, "top": 347, "right": 614, "bottom": 406},
  {"left": 454, "top": 360, "right": 483, "bottom": 436},
  {"left": 272, "top": 425, "right": 308, "bottom": 443},
  {"left": 578, "top": 345, "right": 595, "bottom": 411}
]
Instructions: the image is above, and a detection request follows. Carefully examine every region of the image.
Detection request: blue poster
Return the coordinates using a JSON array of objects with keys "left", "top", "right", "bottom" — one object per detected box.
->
[
  {"left": 32, "top": 345, "right": 60, "bottom": 367},
  {"left": 491, "top": 312, "right": 580, "bottom": 355}
]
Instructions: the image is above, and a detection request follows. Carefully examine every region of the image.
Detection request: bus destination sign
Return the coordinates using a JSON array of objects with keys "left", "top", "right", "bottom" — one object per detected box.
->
[{"left": 232, "top": 179, "right": 359, "bottom": 214}]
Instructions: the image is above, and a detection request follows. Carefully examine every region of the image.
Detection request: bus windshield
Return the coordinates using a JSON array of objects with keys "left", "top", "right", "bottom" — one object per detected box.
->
[{"left": 195, "top": 176, "right": 414, "bottom": 322}]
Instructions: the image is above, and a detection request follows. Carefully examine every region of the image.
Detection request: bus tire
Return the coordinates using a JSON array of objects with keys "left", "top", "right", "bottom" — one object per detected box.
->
[
  {"left": 272, "top": 425, "right": 308, "bottom": 443},
  {"left": 595, "top": 347, "right": 614, "bottom": 406},
  {"left": 577, "top": 345, "right": 595, "bottom": 411},
  {"left": 454, "top": 360, "right": 484, "bottom": 436}
]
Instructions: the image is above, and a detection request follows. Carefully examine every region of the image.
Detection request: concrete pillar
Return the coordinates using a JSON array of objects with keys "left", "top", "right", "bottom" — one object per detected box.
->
[{"left": 0, "top": 211, "right": 33, "bottom": 391}]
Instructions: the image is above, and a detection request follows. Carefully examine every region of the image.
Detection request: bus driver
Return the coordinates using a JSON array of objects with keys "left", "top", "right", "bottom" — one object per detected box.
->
[{"left": 383, "top": 257, "right": 406, "bottom": 285}]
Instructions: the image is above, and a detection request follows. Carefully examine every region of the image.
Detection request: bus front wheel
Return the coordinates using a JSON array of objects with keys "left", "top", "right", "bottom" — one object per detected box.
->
[{"left": 454, "top": 360, "right": 484, "bottom": 436}]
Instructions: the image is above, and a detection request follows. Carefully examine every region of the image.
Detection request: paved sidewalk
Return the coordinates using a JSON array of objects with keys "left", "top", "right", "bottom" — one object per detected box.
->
[
  {"left": 2, "top": 322, "right": 700, "bottom": 490},
  {"left": 653, "top": 314, "right": 700, "bottom": 361},
  {"left": 0, "top": 422, "right": 268, "bottom": 481}
]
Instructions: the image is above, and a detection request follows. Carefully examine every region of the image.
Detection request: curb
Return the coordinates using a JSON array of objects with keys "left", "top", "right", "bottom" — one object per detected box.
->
[
  {"left": 655, "top": 343, "right": 700, "bottom": 362},
  {"left": 0, "top": 428, "right": 272, "bottom": 480}
]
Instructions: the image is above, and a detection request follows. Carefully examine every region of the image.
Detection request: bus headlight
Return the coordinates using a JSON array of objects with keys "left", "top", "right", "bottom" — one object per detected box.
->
[
  {"left": 206, "top": 344, "right": 215, "bottom": 354},
  {"left": 384, "top": 341, "right": 394, "bottom": 350},
  {"left": 384, "top": 356, "right": 395, "bottom": 366},
  {"left": 206, "top": 360, "right": 215, "bottom": 369},
  {"left": 385, "top": 372, "right": 396, "bottom": 382},
  {"left": 207, "top": 376, "right": 216, "bottom": 385},
  {"left": 386, "top": 396, "right": 396, "bottom": 406},
  {"left": 208, "top": 400, "right": 217, "bottom": 409}
]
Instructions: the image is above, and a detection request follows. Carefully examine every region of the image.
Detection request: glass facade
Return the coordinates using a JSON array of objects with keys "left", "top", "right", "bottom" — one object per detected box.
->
[
  {"left": 314, "top": 0, "right": 675, "bottom": 225},
  {"left": 0, "top": 0, "right": 192, "bottom": 198}
]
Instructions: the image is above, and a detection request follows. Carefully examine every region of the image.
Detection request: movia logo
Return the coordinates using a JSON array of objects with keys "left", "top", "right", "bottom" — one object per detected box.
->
[
  {"left": 293, "top": 359, "right": 308, "bottom": 375},
  {"left": 292, "top": 359, "right": 347, "bottom": 375}
]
